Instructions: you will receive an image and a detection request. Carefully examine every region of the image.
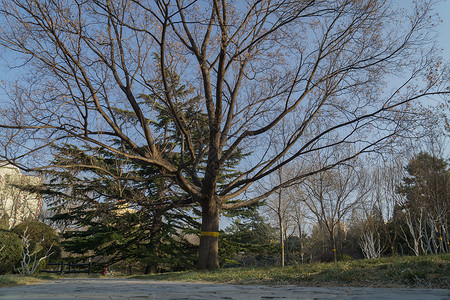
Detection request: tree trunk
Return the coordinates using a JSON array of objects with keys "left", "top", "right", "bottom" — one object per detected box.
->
[
  {"left": 331, "top": 232, "right": 337, "bottom": 263},
  {"left": 277, "top": 190, "right": 285, "bottom": 267},
  {"left": 298, "top": 222, "right": 304, "bottom": 264},
  {"left": 279, "top": 214, "right": 285, "bottom": 267},
  {"left": 197, "top": 198, "right": 220, "bottom": 270}
]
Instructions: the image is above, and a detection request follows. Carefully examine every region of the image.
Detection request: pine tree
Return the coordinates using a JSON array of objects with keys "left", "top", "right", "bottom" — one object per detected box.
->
[
  {"left": 397, "top": 152, "right": 450, "bottom": 254},
  {"left": 44, "top": 144, "right": 199, "bottom": 272}
]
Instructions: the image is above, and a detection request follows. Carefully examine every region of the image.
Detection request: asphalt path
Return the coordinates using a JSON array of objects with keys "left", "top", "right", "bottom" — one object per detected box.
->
[{"left": 0, "top": 278, "right": 449, "bottom": 300}]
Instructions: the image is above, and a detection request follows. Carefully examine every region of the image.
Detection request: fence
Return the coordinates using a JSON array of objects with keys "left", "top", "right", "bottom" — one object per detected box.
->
[{"left": 42, "top": 261, "right": 94, "bottom": 275}]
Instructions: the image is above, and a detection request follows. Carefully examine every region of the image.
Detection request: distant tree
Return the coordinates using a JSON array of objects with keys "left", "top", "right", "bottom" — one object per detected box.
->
[
  {"left": 300, "top": 158, "right": 368, "bottom": 262},
  {"left": 348, "top": 160, "right": 405, "bottom": 259},
  {"left": 371, "top": 159, "right": 407, "bottom": 256},
  {"left": 399, "top": 153, "right": 449, "bottom": 214},
  {"left": 350, "top": 205, "right": 386, "bottom": 259},
  {"left": 265, "top": 167, "right": 296, "bottom": 267},
  {"left": 397, "top": 152, "right": 450, "bottom": 254},
  {"left": 220, "top": 207, "right": 278, "bottom": 267},
  {"left": 224, "top": 214, "right": 277, "bottom": 246}
]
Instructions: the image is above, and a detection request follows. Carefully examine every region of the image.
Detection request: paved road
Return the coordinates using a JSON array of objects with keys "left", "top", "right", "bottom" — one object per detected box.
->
[{"left": 0, "top": 279, "right": 448, "bottom": 300}]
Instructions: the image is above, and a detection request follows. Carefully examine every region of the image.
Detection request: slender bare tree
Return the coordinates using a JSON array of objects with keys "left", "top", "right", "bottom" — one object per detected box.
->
[
  {"left": 0, "top": 0, "right": 448, "bottom": 269},
  {"left": 265, "top": 168, "right": 295, "bottom": 267},
  {"left": 14, "top": 227, "right": 53, "bottom": 276},
  {"left": 300, "top": 156, "right": 368, "bottom": 262},
  {"left": 353, "top": 158, "right": 406, "bottom": 257}
]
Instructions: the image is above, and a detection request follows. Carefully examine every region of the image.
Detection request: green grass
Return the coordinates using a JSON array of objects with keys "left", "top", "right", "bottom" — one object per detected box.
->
[
  {"left": 129, "top": 254, "right": 450, "bottom": 288},
  {"left": 0, "top": 273, "right": 101, "bottom": 287},
  {"left": 0, "top": 275, "right": 42, "bottom": 287},
  {"left": 1, "top": 254, "right": 449, "bottom": 289}
]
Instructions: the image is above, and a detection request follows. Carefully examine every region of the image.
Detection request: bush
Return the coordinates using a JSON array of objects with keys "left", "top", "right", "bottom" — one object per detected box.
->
[
  {"left": 12, "top": 220, "right": 60, "bottom": 260},
  {"left": 339, "top": 254, "right": 354, "bottom": 262},
  {"left": 0, "top": 229, "right": 22, "bottom": 274}
]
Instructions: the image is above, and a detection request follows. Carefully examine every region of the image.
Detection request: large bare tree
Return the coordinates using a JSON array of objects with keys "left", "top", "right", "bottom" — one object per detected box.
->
[{"left": 0, "top": 0, "right": 448, "bottom": 269}]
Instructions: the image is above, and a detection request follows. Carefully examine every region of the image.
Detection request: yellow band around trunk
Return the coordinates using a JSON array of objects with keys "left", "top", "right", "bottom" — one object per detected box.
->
[{"left": 201, "top": 231, "right": 219, "bottom": 237}]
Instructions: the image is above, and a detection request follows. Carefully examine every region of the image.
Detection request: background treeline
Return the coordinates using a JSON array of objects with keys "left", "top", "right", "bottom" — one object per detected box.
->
[
  {"left": 1, "top": 148, "right": 448, "bottom": 274},
  {"left": 21, "top": 148, "right": 448, "bottom": 273}
]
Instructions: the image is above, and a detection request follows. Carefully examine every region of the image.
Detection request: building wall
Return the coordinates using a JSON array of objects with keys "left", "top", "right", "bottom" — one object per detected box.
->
[{"left": 0, "top": 163, "right": 43, "bottom": 229}]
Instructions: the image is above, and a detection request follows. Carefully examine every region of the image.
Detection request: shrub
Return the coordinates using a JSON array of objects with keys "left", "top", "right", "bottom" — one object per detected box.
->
[
  {"left": 339, "top": 254, "right": 354, "bottom": 262},
  {"left": 12, "top": 220, "right": 60, "bottom": 260},
  {"left": 0, "top": 229, "right": 22, "bottom": 274}
]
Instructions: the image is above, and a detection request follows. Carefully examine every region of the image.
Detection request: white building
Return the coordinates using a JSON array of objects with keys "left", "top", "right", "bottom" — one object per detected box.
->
[{"left": 0, "top": 163, "right": 43, "bottom": 229}]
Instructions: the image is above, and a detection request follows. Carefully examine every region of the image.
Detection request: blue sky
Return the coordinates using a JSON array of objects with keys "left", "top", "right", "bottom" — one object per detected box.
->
[
  {"left": 430, "top": 0, "right": 450, "bottom": 58},
  {"left": 394, "top": 1, "right": 449, "bottom": 58},
  {"left": 1, "top": 1, "right": 449, "bottom": 86}
]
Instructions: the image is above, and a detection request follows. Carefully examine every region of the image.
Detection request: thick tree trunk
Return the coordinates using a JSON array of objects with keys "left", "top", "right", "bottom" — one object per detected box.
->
[{"left": 197, "top": 198, "right": 220, "bottom": 270}]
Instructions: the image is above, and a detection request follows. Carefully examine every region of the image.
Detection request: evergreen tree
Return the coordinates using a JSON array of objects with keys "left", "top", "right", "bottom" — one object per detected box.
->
[
  {"left": 397, "top": 152, "right": 450, "bottom": 254},
  {"left": 220, "top": 206, "right": 278, "bottom": 267},
  {"left": 398, "top": 152, "right": 449, "bottom": 214},
  {"left": 45, "top": 144, "right": 199, "bottom": 272}
]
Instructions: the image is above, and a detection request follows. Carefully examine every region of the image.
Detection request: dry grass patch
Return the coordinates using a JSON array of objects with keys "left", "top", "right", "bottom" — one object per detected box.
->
[
  {"left": 130, "top": 254, "right": 450, "bottom": 289},
  {"left": 0, "top": 275, "right": 42, "bottom": 287},
  {"left": 2, "top": 254, "right": 448, "bottom": 289}
]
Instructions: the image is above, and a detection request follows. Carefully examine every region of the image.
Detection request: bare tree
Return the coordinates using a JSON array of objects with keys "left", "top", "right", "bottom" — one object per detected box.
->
[
  {"left": 265, "top": 162, "right": 310, "bottom": 266},
  {"left": 291, "top": 196, "right": 308, "bottom": 264},
  {"left": 352, "top": 158, "right": 406, "bottom": 258},
  {"left": 265, "top": 170, "right": 295, "bottom": 267},
  {"left": 401, "top": 208, "right": 425, "bottom": 256},
  {"left": 359, "top": 231, "right": 382, "bottom": 259},
  {"left": 398, "top": 152, "right": 449, "bottom": 255},
  {"left": 0, "top": 0, "right": 448, "bottom": 269},
  {"left": 264, "top": 122, "right": 300, "bottom": 267},
  {"left": 301, "top": 157, "right": 368, "bottom": 262},
  {"left": 14, "top": 227, "right": 53, "bottom": 276}
]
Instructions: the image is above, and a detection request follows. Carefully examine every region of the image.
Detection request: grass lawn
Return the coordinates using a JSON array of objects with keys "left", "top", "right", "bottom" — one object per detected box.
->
[
  {"left": 0, "top": 273, "right": 101, "bottom": 287},
  {"left": 130, "top": 254, "right": 450, "bottom": 289},
  {"left": 0, "top": 275, "right": 42, "bottom": 287},
  {"left": 1, "top": 254, "right": 449, "bottom": 289}
]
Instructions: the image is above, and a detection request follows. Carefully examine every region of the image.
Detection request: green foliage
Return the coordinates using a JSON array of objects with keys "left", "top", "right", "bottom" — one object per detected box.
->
[
  {"left": 224, "top": 215, "right": 277, "bottom": 245},
  {"left": 0, "top": 275, "right": 43, "bottom": 287},
  {"left": 220, "top": 213, "right": 278, "bottom": 267},
  {"left": 339, "top": 254, "right": 354, "bottom": 262},
  {"left": 0, "top": 229, "right": 22, "bottom": 274},
  {"left": 398, "top": 152, "right": 449, "bottom": 212},
  {"left": 396, "top": 152, "right": 450, "bottom": 255},
  {"left": 42, "top": 142, "right": 201, "bottom": 273},
  {"left": 12, "top": 220, "right": 60, "bottom": 260},
  {"left": 0, "top": 275, "right": 16, "bottom": 285},
  {"left": 0, "top": 214, "right": 9, "bottom": 230},
  {"left": 60, "top": 209, "right": 199, "bottom": 273}
]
